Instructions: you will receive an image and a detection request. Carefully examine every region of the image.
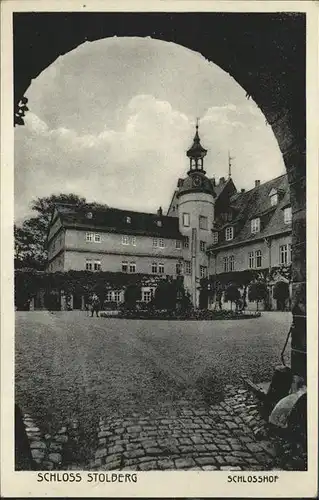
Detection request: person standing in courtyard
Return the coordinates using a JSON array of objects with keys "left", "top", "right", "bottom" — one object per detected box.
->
[{"left": 91, "top": 293, "right": 100, "bottom": 317}]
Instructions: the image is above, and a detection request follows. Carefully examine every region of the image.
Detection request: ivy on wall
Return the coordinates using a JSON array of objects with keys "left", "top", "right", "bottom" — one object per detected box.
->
[{"left": 14, "top": 269, "right": 168, "bottom": 307}]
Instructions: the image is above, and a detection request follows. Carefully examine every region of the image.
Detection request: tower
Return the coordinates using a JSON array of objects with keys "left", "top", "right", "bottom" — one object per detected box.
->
[{"left": 176, "top": 121, "right": 216, "bottom": 307}]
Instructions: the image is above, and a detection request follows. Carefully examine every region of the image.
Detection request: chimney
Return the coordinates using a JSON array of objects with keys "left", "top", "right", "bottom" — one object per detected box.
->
[
  {"left": 241, "top": 188, "right": 245, "bottom": 193},
  {"left": 255, "top": 180, "right": 260, "bottom": 188},
  {"left": 219, "top": 176, "right": 225, "bottom": 185},
  {"left": 157, "top": 206, "right": 163, "bottom": 217}
]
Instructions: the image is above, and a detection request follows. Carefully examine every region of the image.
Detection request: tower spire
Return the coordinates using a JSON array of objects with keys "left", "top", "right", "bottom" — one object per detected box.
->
[{"left": 186, "top": 118, "right": 207, "bottom": 174}]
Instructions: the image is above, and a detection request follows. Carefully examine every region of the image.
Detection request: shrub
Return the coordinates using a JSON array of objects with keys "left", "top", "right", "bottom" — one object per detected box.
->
[{"left": 123, "top": 284, "right": 142, "bottom": 311}]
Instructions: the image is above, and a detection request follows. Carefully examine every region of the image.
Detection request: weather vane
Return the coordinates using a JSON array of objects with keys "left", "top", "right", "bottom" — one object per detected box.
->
[{"left": 228, "top": 151, "right": 234, "bottom": 178}]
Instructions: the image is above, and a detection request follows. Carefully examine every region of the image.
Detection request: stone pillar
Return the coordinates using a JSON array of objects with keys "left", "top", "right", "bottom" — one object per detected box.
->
[
  {"left": 286, "top": 148, "right": 306, "bottom": 381},
  {"left": 60, "top": 291, "right": 67, "bottom": 311},
  {"left": 270, "top": 109, "right": 306, "bottom": 381}
]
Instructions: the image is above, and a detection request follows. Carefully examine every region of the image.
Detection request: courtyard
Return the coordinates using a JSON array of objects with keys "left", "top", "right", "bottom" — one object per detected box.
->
[{"left": 15, "top": 311, "right": 295, "bottom": 470}]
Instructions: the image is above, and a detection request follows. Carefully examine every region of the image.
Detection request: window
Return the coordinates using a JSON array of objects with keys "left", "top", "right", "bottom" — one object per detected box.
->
[
  {"left": 185, "top": 261, "right": 192, "bottom": 275},
  {"left": 153, "top": 238, "right": 158, "bottom": 247},
  {"left": 200, "top": 240, "right": 206, "bottom": 252},
  {"left": 176, "top": 240, "right": 182, "bottom": 249},
  {"left": 176, "top": 262, "right": 182, "bottom": 275},
  {"left": 159, "top": 238, "right": 165, "bottom": 248},
  {"left": 183, "top": 213, "right": 190, "bottom": 227},
  {"left": 200, "top": 266, "right": 207, "bottom": 278},
  {"left": 225, "top": 226, "right": 234, "bottom": 241},
  {"left": 269, "top": 188, "right": 278, "bottom": 206},
  {"left": 94, "top": 260, "right": 101, "bottom": 271},
  {"left": 85, "top": 259, "right": 93, "bottom": 271},
  {"left": 158, "top": 263, "right": 165, "bottom": 274},
  {"left": 249, "top": 250, "right": 262, "bottom": 269},
  {"left": 94, "top": 233, "right": 101, "bottom": 243},
  {"left": 129, "top": 262, "right": 136, "bottom": 273},
  {"left": 223, "top": 257, "right": 229, "bottom": 272},
  {"left": 284, "top": 207, "right": 292, "bottom": 224},
  {"left": 289, "top": 243, "right": 292, "bottom": 263},
  {"left": 122, "top": 261, "right": 128, "bottom": 273},
  {"left": 151, "top": 262, "right": 157, "bottom": 274},
  {"left": 183, "top": 236, "right": 189, "bottom": 249},
  {"left": 212, "top": 232, "right": 218, "bottom": 244},
  {"left": 251, "top": 218, "right": 260, "bottom": 234},
  {"left": 125, "top": 216, "right": 131, "bottom": 224},
  {"left": 86, "top": 232, "right": 94, "bottom": 242},
  {"left": 280, "top": 244, "right": 289, "bottom": 265},
  {"left": 199, "top": 215, "right": 208, "bottom": 230},
  {"left": 156, "top": 220, "right": 162, "bottom": 227},
  {"left": 224, "top": 256, "right": 235, "bottom": 272},
  {"left": 142, "top": 290, "right": 152, "bottom": 303},
  {"left": 114, "top": 291, "right": 121, "bottom": 302},
  {"left": 229, "top": 255, "right": 235, "bottom": 271},
  {"left": 255, "top": 250, "right": 262, "bottom": 268},
  {"left": 122, "top": 235, "right": 129, "bottom": 245},
  {"left": 105, "top": 291, "right": 113, "bottom": 302},
  {"left": 248, "top": 251, "right": 255, "bottom": 269},
  {"left": 131, "top": 236, "right": 136, "bottom": 246}
]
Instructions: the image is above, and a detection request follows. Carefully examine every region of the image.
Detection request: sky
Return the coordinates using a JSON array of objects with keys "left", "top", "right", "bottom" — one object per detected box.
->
[{"left": 14, "top": 36, "right": 285, "bottom": 223}]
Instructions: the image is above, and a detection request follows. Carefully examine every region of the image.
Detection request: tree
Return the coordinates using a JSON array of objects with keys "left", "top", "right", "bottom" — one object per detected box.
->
[
  {"left": 15, "top": 194, "right": 87, "bottom": 270},
  {"left": 224, "top": 284, "right": 240, "bottom": 311},
  {"left": 14, "top": 96, "right": 29, "bottom": 126},
  {"left": 31, "top": 194, "right": 87, "bottom": 225},
  {"left": 248, "top": 281, "right": 268, "bottom": 311},
  {"left": 14, "top": 217, "right": 48, "bottom": 270},
  {"left": 273, "top": 280, "right": 290, "bottom": 311}
]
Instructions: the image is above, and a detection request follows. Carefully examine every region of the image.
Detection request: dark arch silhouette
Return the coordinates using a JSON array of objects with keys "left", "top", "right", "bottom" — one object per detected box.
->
[{"left": 13, "top": 11, "right": 306, "bottom": 379}]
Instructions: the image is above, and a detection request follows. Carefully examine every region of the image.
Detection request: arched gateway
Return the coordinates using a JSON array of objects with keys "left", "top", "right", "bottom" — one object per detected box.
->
[{"left": 13, "top": 12, "right": 306, "bottom": 381}]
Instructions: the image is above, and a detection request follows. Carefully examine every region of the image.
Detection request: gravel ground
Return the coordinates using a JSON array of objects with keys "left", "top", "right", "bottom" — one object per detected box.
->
[{"left": 15, "top": 311, "right": 291, "bottom": 453}]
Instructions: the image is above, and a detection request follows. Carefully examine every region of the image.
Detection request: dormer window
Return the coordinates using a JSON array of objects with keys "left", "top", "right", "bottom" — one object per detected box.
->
[
  {"left": 125, "top": 216, "right": 131, "bottom": 224},
  {"left": 269, "top": 188, "right": 278, "bottom": 206},
  {"left": 251, "top": 218, "right": 260, "bottom": 234},
  {"left": 284, "top": 206, "right": 292, "bottom": 224},
  {"left": 86, "top": 212, "right": 93, "bottom": 219},
  {"left": 156, "top": 220, "right": 162, "bottom": 227},
  {"left": 225, "top": 226, "right": 234, "bottom": 241}
]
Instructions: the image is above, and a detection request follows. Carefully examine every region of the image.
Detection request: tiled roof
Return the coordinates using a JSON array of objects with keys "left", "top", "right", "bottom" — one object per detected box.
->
[
  {"left": 210, "top": 178, "right": 232, "bottom": 198},
  {"left": 54, "top": 204, "right": 183, "bottom": 239},
  {"left": 209, "top": 174, "right": 291, "bottom": 250}
]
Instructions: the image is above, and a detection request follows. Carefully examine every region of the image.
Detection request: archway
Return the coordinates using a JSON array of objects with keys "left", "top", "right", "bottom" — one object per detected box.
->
[{"left": 13, "top": 12, "right": 306, "bottom": 380}]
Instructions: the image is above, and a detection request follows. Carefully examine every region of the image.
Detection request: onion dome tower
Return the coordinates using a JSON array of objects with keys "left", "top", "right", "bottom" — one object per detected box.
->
[{"left": 176, "top": 120, "right": 216, "bottom": 308}]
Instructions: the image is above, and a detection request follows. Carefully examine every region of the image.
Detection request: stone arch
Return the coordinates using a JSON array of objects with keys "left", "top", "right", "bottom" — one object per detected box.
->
[{"left": 13, "top": 12, "right": 306, "bottom": 379}]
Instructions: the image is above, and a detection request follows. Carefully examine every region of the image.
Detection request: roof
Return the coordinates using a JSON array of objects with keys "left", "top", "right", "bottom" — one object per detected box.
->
[
  {"left": 176, "top": 172, "right": 216, "bottom": 198},
  {"left": 52, "top": 204, "right": 183, "bottom": 240},
  {"left": 209, "top": 174, "right": 291, "bottom": 250},
  {"left": 186, "top": 125, "right": 207, "bottom": 159}
]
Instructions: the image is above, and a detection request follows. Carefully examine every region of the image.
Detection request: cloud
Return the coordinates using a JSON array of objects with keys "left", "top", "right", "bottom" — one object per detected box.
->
[
  {"left": 15, "top": 95, "right": 193, "bottom": 221},
  {"left": 15, "top": 93, "right": 284, "bottom": 223}
]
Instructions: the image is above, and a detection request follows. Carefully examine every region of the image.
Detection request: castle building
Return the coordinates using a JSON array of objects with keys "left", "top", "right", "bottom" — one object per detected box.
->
[{"left": 47, "top": 124, "right": 292, "bottom": 310}]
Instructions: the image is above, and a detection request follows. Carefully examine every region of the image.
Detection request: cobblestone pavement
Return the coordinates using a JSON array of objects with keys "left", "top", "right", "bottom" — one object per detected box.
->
[{"left": 22, "top": 385, "right": 306, "bottom": 472}]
